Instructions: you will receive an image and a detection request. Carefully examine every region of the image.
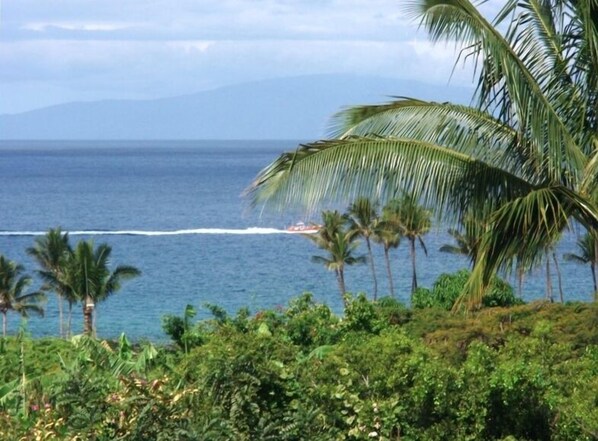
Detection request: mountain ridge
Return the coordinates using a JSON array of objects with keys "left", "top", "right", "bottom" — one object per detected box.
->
[{"left": 0, "top": 74, "right": 472, "bottom": 140}]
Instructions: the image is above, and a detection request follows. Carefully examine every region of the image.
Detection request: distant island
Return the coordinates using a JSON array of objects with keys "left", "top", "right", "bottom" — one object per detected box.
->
[{"left": 0, "top": 74, "right": 471, "bottom": 140}]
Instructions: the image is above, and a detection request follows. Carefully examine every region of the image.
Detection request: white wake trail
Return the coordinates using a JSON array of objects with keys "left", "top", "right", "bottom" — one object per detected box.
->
[{"left": 0, "top": 227, "right": 314, "bottom": 237}]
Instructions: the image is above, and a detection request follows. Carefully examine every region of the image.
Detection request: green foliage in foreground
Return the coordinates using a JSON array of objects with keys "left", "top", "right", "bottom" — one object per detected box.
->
[{"left": 0, "top": 294, "right": 596, "bottom": 440}]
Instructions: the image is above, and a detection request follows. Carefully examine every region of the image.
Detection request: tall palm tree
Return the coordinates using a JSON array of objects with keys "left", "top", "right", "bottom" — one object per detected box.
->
[
  {"left": 64, "top": 240, "right": 140, "bottom": 336},
  {"left": 392, "top": 195, "right": 431, "bottom": 294},
  {"left": 347, "top": 197, "right": 379, "bottom": 299},
  {"left": 564, "top": 231, "right": 598, "bottom": 296},
  {"left": 246, "top": 0, "right": 598, "bottom": 308},
  {"left": 27, "top": 227, "right": 73, "bottom": 338},
  {"left": 311, "top": 232, "right": 366, "bottom": 303},
  {"left": 0, "top": 256, "right": 45, "bottom": 337},
  {"left": 306, "top": 210, "right": 364, "bottom": 302},
  {"left": 372, "top": 208, "right": 401, "bottom": 297}
]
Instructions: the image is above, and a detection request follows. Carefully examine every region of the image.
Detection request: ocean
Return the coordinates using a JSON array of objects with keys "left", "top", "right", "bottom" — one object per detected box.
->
[{"left": 0, "top": 140, "right": 593, "bottom": 340}]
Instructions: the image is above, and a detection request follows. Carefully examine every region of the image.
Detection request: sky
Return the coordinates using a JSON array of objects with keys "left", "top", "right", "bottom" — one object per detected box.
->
[{"left": 0, "top": 0, "right": 501, "bottom": 115}]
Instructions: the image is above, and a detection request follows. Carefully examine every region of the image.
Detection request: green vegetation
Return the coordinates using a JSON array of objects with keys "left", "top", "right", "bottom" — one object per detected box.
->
[
  {"left": 246, "top": 0, "right": 598, "bottom": 310},
  {"left": 0, "top": 295, "right": 595, "bottom": 440}
]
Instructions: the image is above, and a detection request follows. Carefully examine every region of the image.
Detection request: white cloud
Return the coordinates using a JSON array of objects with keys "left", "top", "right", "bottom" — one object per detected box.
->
[
  {"left": 167, "top": 41, "right": 215, "bottom": 54},
  {"left": 22, "top": 22, "right": 139, "bottom": 32},
  {"left": 6, "top": 0, "right": 413, "bottom": 41},
  {"left": 1, "top": 0, "right": 490, "bottom": 113}
]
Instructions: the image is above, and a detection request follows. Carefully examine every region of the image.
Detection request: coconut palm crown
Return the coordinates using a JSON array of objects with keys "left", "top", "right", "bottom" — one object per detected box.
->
[
  {"left": 27, "top": 227, "right": 73, "bottom": 337},
  {"left": 306, "top": 210, "right": 365, "bottom": 301},
  {"left": 0, "top": 256, "right": 45, "bottom": 337},
  {"left": 246, "top": 0, "right": 598, "bottom": 308},
  {"left": 564, "top": 232, "right": 598, "bottom": 295},
  {"left": 63, "top": 240, "right": 140, "bottom": 336}
]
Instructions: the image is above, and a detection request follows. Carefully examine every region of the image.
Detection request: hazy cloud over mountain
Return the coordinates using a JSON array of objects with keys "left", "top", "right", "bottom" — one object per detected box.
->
[{"left": 0, "top": 0, "right": 501, "bottom": 115}]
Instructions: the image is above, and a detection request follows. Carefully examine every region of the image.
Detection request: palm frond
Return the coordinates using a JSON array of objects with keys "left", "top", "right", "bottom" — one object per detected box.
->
[
  {"left": 246, "top": 137, "right": 534, "bottom": 220},
  {"left": 457, "top": 185, "right": 598, "bottom": 309},
  {"left": 407, "top": 0, "right": 586, "bottom": 184},
  {"left": 439, "top": 244, "right": 463, "bottom": 255},
  {"left": 329, "top": 99, "right": 548, "bottom": 181}
]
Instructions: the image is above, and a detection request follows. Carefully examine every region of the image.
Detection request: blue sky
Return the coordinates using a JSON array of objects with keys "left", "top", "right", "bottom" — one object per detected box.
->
[{"left": 0, "top": 1, "right": 500, "bottom": 114}]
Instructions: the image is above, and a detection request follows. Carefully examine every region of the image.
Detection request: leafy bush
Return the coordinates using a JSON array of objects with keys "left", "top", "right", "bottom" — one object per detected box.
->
[
  {"left": 162, "top": 304, "right": 206, "bottom": 351},
  {"left": 412, "top": 269, "right": 524, "bottom": 310},
  {"left": 284, "top": 292, "right": 339, "bottom": 348}
]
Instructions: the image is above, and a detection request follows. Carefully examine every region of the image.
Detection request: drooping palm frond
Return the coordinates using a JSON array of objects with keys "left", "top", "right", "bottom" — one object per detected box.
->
[
  {"left": 458, "top": 186, "right": 598, "bottom": 308},
  {"left": 100, "top": 265, "right": 141, "bottom": 303},
  {"left": 246, "top": 137, "right": 534, "bottom": 220},
  {"left": 330, "top": 99, "right": 549, "bottom": 182}
]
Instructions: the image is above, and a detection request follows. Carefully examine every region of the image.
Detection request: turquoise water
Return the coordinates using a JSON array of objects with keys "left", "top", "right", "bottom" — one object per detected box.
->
[{"left": 0, "top": 140, "right": 593, "bottom": 340}]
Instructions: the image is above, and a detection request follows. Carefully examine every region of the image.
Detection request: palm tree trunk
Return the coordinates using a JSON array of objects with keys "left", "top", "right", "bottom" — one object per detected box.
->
[
  {"left": 2, "top": 311, "right": 6, "bottom": 337},
  {"left": 517, "top": 265, "right": 524, "bottom": 298},
  {"left": 336, "top": 268, "right": 346, "bottom": 305},
  {"left": 552, "top": 251, "right": 564, "bottom": 303},
  {"left": 384, "top": 246, "right": 395, "bottom": 297},
  {"left": 365, "top": 238, "right": 378, "bottom": 300},
  {"left": 93, "top": 307, "right": 97, "bottom": 338},
  {"left": 67, "top": 301, "right": 73, "bottom": 338},
  {"left": 409, "top": 238, "right": 417, "bottom": 294},
  {"left": 83, "top": 302, "right": 94, "bottom": 336},
  {"left": 594, "top": 237, "right": 598, "bottom": 297},
  {"left": 591, "top": 263, "right": 597, "bottom": 294},
  {"left": 545, "top": 249, "right": 553, "bottom": 302},
  {"left": 57, "top": 294, "right": 64, "bottom": 338}
]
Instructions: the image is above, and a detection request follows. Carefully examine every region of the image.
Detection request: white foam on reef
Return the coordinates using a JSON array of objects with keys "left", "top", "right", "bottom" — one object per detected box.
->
[{"left": 0, "top": 227, "right": 316, "bottom": 236}]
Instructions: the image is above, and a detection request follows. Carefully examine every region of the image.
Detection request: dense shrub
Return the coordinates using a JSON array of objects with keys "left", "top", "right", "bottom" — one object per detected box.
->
[{"left": 412, "top": 269, "right": 524, "bottom": 310}]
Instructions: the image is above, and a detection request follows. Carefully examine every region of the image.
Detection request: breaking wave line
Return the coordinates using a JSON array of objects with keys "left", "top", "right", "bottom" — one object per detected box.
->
[{"left": 0, "top": 228, "right": 314, "bottom": 237}]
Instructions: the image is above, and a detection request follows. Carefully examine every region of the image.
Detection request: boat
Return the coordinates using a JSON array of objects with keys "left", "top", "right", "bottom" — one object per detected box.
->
[{"left": 286, "top": 222, "right": 320, "bottom": 233}]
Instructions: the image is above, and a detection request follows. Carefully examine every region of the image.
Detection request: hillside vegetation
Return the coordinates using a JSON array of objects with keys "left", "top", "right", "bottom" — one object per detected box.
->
[{"left": 0, "top": 294, "right": 596, "bottom": 440}]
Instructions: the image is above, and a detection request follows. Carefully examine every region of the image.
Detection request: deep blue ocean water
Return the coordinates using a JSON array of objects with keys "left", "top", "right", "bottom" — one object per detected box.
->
[{"left": 0, "top": 140, "right": 593, "bottom": 341}]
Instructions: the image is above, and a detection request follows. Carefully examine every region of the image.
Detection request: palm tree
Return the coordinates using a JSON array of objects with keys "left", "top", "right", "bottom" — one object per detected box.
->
[
  {"left": 27, "top": 227, "right": 73, "bottom": 338},
  {"left": 307, "top": 210, "right": 349, "bottom": 248},
  {"left": 64, "top": 240, "right": 140, "bottom": 336},
  {"left": 347, "top": 197, "right": 379, "bottom": 299},
  {"left": 439, "top": 212, "right": 489, "bottom": 268},
  {"left": 440, "top": 229, "right": 475, "bottom": 265},
  {"left": 564, "top": 232, "right": 598, "bottom": 296},
  {"left": 246, "top": 0, "right": 598, "bottom": 308},
  {"left": 392, "top": 195, "right": 431, "bottom": 294},
  {"left": 0, "top": 256, "right": 45, "bottom": 337},
  {"left": 306, "top": 210, "right": 365, "bottom": 302},
  {"left": 372, "top": 207, "right": 401, "bottom": 297},
  {"left": 311, "top": 232, "right": 366, "bottom": 303}
]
